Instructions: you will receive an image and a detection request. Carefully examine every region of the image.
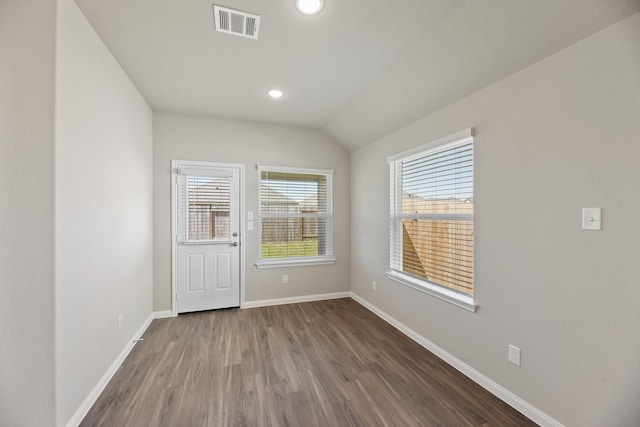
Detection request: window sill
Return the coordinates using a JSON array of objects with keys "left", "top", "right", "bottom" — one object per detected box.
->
[
  {"left": 255, "top": 256, "right": 336, "bottom": 269},
  {"left": 386, "top": 270, "right": 477, "bottom": 312}
]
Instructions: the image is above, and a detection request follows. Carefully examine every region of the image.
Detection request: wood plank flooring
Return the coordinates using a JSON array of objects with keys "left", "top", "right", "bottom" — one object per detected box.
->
[{"left": 81, "top": 298, "right": 536, "bottom": 426}]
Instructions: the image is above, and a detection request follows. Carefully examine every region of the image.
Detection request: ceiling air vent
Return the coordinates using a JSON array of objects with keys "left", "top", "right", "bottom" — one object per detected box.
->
[{"left": 213, "top": 5, "right": 260, "bottom": 40}]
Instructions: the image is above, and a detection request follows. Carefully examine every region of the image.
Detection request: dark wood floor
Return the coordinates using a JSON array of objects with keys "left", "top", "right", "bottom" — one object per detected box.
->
[{"left": 81, "top": 298, "right": 536, "bottom": 426}]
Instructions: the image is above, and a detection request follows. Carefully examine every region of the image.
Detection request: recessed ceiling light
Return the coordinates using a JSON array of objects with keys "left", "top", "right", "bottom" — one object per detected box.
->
[
  {"left": 268, "top": 89, "right": 284, "bottom": 99},
  {"left": 294, "top": 0, "right": 324, "bottom": 15}
]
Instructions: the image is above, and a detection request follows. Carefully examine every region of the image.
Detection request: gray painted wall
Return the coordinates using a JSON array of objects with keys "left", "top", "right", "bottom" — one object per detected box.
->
[
  {"left": 0, "top": 0, "right": 57, "bottom": 425},
  {"left": 55, "top": 0, "right": 153, "bottom": 424},
  {"left": 153, "top": 112, "right": 350, "bottom": 311},
  {"left": 350, "top": 12, "right": 640, "bottom": 426},
  {"left": 3, "top": 2, "right": 638, "bottom": 425}
]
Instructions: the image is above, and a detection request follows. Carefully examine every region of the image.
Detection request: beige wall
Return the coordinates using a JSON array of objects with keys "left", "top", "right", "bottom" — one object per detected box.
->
[
  {"left": 153, "top": 112, "right": 350, "bottom": 310},
  {"left": 0, "top": 0, "right": 57, "bottom": 424},
  {"left": 55, "top": 0, "right": 153, "bottom": 424},
  {"left": 351, "top": 12, "right": 640, "bottom": 427}
]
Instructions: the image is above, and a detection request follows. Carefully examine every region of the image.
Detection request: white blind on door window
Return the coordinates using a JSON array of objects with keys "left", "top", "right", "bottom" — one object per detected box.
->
[
  {"left": 389, "top": 135, "right": 474, "bottom": 295},
  {"left": 259, "top": 167, "right": 333, "bottom": 259},
  {"left": 177, "top": 174, "right": 232, "bottom": 241}
]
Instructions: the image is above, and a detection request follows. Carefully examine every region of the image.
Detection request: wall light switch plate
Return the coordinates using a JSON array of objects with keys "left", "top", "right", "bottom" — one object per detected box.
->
[
  {"left": 247, "top": 211, "right": 254, "bottom": 220},
  {"left": 247, "top": 221, "right": 253, "bottom": 231},
  {"left": 582, "top": 208, "right": 601, "bottom": 231}
]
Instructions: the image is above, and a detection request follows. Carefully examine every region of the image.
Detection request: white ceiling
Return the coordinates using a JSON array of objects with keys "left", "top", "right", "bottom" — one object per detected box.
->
[{"left": 74, "top": 0, "right": 640, "bottom": 151}]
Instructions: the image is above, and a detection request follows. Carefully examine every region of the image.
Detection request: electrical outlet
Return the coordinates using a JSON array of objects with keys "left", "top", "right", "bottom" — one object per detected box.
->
[
  {"left": 582, "top": 207, "right": 601, "bottom": 231},
  {"left": 372, "top": 280, "right": 377, "bottom": 291},
  {"left": 282, "top": 274, "right": 288, "bottom": 284},
  {"left": 508, "top": 344, "right": 521, "bottom": 366},
  {"left": 118, "top": 315, "right": 123, "bottom": 332}
]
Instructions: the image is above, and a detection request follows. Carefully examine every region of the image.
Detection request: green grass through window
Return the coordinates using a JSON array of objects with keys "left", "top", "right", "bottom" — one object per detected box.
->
[{"left": 261, "top": 241, "right": 319, "bottom": 258}]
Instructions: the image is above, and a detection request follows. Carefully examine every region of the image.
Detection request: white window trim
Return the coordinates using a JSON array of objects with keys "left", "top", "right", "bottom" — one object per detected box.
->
[
  {"left": 255, "top": 256, "right": 336, "bottom": 269},
  {"left": 386, "top": 270, "right": 476, "bottom": 312},
  {"left": 256, "top": 165, "right": 334, "bottom": 269},
  {"left": 387, "top": 128, "right": 473, "bottom": 163},
  {"left": 258, "top": 165, "right": 334, "bottom": 176},
  {"left": 388, "top": 128, "right": 477, "bottom": 312}
]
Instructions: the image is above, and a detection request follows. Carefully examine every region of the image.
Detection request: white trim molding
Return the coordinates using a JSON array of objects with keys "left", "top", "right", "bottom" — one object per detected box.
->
[
  {"left": 349, "top": 293, "right": 564, "bottom": 427},
  {"left": 387, "top": 270, "right": 476, "bottom": 312},
  {"left": 243, "top": 291, "right": 350, "bottom": 309},
  {"left": 255, "top": 256, "right": 336, "bottom": 269},
  {"left": 153, "top": 310, "right": 175, "bottom": 319},
  {"left": 257, "top": 165, "right": 334, "bottom": 176},
  {"left": 387, "top": 128, "right": 473, "bottom": 163},
  {"left": 65, "top": 313, "right": 154, "bottom": 427}
]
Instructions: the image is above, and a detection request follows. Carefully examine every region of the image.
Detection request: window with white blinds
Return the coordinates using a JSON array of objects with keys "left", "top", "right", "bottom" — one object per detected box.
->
[
  {"left": 388, "top": 129, "right": 476, "bottom": 311},
  {"left": 257, "top": 166, "right": 334, "bottom": 267},
  {"left": 176, "top": 168, "right": 234, "bottom": 242}
]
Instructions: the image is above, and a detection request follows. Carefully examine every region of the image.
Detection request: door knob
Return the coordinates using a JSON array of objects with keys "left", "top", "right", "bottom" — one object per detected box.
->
[{"left": 232, "top": 242, "right": 238, "bottom": 246}]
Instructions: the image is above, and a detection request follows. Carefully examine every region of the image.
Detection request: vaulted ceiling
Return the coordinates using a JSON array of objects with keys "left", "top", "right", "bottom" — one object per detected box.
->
[{"left": 74, "top": 0, "right": 640, "bottom": 150}]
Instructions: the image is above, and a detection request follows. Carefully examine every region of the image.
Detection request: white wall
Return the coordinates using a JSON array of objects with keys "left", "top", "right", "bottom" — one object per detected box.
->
[
  {"left": 55, "top": 0, "right": 153, "bottom": 424},
  {"left": 0, "top": 0, "right": 57, "bottom": 425},
  {"left": 153, "top": 112, "right": 350, "bottom": 310},
  {"left": 350, "top": 12, "right": 640, "bottom": 427}
]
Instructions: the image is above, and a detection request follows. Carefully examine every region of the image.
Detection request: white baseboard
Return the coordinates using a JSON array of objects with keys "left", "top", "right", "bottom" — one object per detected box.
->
[
  {"left": 65, "top": 312, "right": 154, "bottom": 427},
  {"left": 242, "top": 291, "right": 351, "bottom": 309},
  {"left": 153, "top": 310, "right": 174, "bottom": 319},
  {"left": 349, "top": 292, "right": 564, "bottom": 427}
]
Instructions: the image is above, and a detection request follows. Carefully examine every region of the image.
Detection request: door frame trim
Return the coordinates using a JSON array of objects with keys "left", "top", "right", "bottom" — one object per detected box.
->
[{"left": 171, "top": 160, "right": 245, "bottom": 316}]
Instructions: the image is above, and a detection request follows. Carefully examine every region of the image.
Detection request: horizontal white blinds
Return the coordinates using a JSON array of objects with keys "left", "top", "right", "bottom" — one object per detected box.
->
[
  {"left": 177, "top": 175, "right": 231, "bottom": 241},
  {"left": 390, "top": 137, "right": 474, "bottom": 295},
  {"left": 259, "top": 168, "right": 333, "bottom": 259},
  {"left": 177, "top": 167, "right": 233, "bottom": 178}
]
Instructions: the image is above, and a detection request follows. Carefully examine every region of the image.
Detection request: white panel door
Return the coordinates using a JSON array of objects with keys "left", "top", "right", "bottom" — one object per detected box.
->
[{"left": 176, "top": 164, "right": 240, "bottom": 313}]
